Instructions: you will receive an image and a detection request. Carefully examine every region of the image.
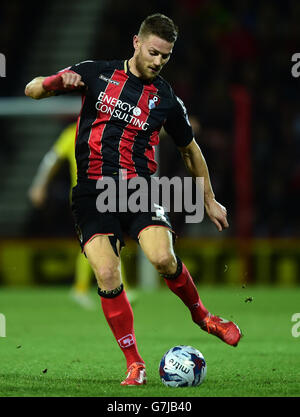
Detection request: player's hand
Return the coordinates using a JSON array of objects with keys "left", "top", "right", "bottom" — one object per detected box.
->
[
  {"left": 28, "top": 185, "right": 47, "bottom": 208},
  {"left": 205, "top": 198, "right": 229, "bottom": 232},
  {"left": 42, "top": 71, "right": 85, "bottom": 92},
  {"left": 60, "top": 71, "right": 85, "bottom": 89}
]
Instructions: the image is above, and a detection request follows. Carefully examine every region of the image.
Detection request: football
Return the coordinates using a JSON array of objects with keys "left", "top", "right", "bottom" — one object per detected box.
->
[{"left": 159, "top": 345, "right": 207, "bottom": 387}]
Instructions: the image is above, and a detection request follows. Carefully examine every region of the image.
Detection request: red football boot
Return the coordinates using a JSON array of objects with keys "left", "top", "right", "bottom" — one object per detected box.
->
[
  {"left": 200, "top": 313, "right": 242, "bottom": 347},
  {"left": 121, "top": 362, "right": 147, "bottom": 386}
]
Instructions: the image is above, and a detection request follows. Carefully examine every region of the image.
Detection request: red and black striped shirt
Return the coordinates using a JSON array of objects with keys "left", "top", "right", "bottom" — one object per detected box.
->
[{"left": 69, "top": 59, "right": 193, "bottom": 181}]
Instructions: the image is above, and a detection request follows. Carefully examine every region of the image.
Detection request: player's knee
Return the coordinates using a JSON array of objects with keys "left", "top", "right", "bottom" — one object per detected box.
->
[
  {"left": 94, "top": 264, "right": 120, "bottom": 290},
  {"left": 150, "top": 252, "right": 177, "bottom": 274}
]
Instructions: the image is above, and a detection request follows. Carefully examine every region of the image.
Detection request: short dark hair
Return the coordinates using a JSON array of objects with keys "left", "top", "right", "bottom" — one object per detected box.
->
[{"left": 138, "top": 13, "right": 178, "bottom": 43}]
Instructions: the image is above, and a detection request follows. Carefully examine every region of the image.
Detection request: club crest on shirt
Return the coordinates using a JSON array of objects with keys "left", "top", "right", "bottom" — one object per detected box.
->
[{"left": 148, "top": 93, "right": 160, "bottom": 109}]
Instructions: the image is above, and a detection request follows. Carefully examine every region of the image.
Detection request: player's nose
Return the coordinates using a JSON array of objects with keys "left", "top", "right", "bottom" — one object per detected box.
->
[{"left": 153, "top": 55, "right": 162, "bottom": 67}]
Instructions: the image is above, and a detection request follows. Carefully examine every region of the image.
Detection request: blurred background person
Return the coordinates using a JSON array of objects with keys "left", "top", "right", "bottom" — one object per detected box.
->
[{"left": 28, "top": 121, "right": 136, "bottom": 308}]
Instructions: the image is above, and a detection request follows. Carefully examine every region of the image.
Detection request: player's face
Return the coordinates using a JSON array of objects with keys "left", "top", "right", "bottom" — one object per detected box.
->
[{"left": 133, "top": 34, "right": 173, "bottom": 81}]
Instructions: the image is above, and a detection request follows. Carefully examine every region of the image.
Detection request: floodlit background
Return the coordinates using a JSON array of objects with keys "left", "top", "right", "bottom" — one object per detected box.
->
[{"left": 0, "top": 0, "right": 299, "bottom": 289}]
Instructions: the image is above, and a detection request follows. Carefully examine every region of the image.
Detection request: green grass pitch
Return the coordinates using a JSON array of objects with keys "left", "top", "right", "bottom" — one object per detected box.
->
[{"left": 0, "top": 285, "right": 300, "bottom": 397}]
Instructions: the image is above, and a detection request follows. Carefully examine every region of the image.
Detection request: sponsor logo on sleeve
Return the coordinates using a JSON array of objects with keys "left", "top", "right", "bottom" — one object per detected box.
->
[{"left": 99, "top": 74, "right": 120, "bottom": 85}]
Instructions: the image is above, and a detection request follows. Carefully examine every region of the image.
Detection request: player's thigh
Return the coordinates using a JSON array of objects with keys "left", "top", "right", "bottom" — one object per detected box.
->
[
  {"left": 138, "top": 226, "right": 176, "bottom": 271},
  {"left": 84, "top": 235, "right": 122, "bottom": 290}
]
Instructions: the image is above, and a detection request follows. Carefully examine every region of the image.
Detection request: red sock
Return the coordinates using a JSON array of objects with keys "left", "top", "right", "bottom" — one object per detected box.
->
[
  {"left": 100, "top": 290, "right": 144, "bottom": 368},
  {"left": 164, "top": 262, "right": 209, "bottom": 323}
]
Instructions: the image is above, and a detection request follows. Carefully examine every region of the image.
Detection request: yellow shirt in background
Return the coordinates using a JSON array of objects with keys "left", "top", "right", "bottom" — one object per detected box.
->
[{"left": 53, "top": 122, "right": 77, "bottom": 189}]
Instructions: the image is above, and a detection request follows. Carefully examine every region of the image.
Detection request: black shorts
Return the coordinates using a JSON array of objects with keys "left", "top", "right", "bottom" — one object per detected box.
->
[{"left": 71, "top": 179, "right": 175, "bottom": 255}]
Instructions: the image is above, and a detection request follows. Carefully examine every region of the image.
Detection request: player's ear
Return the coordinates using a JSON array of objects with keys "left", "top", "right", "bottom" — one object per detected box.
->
[{"left": 133, "top": 35, "right": 140, "bottom": 51}]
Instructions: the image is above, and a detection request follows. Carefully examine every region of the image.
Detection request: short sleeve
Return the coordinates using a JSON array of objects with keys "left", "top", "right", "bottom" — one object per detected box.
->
[
  {"left": 68, "top": 60, "right": 99, "bottom": 84},
  {"left": 164, "top": 93, "right": 194, "bottom": 147}
]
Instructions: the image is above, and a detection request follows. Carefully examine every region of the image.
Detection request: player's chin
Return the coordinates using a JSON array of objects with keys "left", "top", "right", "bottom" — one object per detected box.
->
[
  {"left": 145, "top": 68, "right": 159, "bottom": 80},
  {"left": 150, "top": 68, "right": 160, "bottom": 76}
]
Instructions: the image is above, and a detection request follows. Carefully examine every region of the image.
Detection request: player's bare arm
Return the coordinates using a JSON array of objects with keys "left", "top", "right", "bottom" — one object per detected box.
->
[
  {"left": 179, "top": 139, "right": 229, "bottom": 232},
  {"left": 25, "top": 71, "right": 85, "bottom": 100},
  {"left": 24, "top": 77, "right": 54, "bottom": 99}
]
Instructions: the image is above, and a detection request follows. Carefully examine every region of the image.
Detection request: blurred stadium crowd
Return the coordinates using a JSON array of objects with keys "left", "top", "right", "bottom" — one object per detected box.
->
[{"left": 0, "top": 0, "right": 299, "bottom": 239}]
